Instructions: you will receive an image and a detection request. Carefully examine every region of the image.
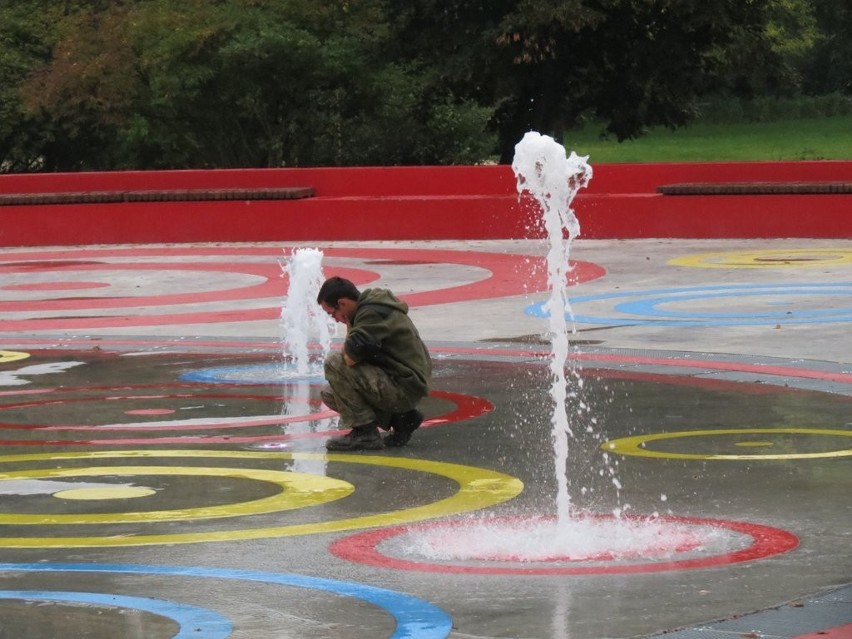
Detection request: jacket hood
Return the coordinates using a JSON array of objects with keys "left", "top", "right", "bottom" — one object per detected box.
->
[{"left": 358, "top": 288, "right": 409, "bottom": 314}]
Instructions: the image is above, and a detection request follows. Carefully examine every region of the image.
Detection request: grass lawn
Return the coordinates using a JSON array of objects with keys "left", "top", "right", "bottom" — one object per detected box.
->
[{"left": 565, "top": 115, "right": 852, "bottom": 163}]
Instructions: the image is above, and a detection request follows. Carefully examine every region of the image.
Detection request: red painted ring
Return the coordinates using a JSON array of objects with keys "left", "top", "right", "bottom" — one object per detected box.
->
[{"left": 330, "top": 514, "right": 799, "bottom": 575}]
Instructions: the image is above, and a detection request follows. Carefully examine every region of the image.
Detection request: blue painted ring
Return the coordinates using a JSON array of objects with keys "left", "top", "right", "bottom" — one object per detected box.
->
[
  {"left": 180, "top": 363, "right": 324, "bottom": 384},
  {"left": 525, "top": 283, "right": 852, "bottom": 326},
  {"left": 0, "top": 590, "right": 232, "bottom": 638},
  {"left": 0, "top": 563, "right": 452, "bottom": 639}
]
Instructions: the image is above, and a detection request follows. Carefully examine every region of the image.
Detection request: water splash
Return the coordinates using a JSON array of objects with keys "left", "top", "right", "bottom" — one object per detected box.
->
[
  {"left": 280, "top": 248, "right": 335, "bottom": 376},
  {"left": 406, "top": 515, "right": 706, "bottom": 563},
  {"left": 276, "top": 248, "right": 336, "bottom": 470},
  {"left": 512, "top": 131, "right": 592, "bottom": 528}
]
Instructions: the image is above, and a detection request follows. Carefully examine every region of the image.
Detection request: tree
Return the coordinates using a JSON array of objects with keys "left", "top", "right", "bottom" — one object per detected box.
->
[
  {"left": 803, "top": 0, "right": 852, "bottom": 95},
  {"left": 19, "top": 4, "right": 143, "bottom": 170},
  {"left": 15, "top": 0, "right": 495, "bottom": 169},
  {"left": 4, "top": 0, "right": 829, "bottom": 170},
  {"left": 0, "top": 2, "right": 63, "bottom": 171},
  {"left": 386, "top": 0, "right": 781, "bottom": 162}
]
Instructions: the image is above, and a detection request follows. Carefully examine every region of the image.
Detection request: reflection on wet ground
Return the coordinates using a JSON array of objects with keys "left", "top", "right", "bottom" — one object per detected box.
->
[{"left": 0, "top": 346, "right": 849, "bottom": 638}]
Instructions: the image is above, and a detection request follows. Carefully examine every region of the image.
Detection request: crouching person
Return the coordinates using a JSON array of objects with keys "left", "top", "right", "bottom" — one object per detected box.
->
[{"left": 317, "top": 276, "right": 432, "bottom": 450}]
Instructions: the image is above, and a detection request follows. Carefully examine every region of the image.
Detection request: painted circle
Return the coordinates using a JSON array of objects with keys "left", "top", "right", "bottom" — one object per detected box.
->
[
  {"left": 0, "top": 450, "right": 522, "bottom": 547},
  {"left": 0, "top": 386, "right": 491, "bottom": 446},
  {"left": 601, "top": 428, "right": 852, "bottom": 460},
  {"left": 2, "top": 281, "right": 111, "bottom": 291},
  {"left": 0, "top": 260, "right": 369, "bottom": 330},
  {"left": 0, "top": 351, "right": 30, "bottom": 364},
  {"left": 0, "top": 384, "right": 290, "bottom": 431},
  {"left": 330, "top": 514, "right": 799, "bottom": 575},
  {"left": 0, "top": 590, "right": 232, "bottom": 639},
  {"left": 180, "top": 363, "right": 325, "bottom": 384},
  {"left": 54, "top": 486, "right": 157, "bottom": 500},
  {"left": 669, "top": 248, "right": 852, "bottom": 269},
  {"left": 0, "top": 390, "right": 325, "bottom": 431},
  {"left": 124, "top": 408, "right": 176, "bottom": 416},
  {"left": 0, "top": 262, "right": 297, "bottom": 310},
  {"left": 525, "top": 283, "right": 852, "bottom": 326},
  {"left": 0, "top": 247, "right": 605, "bottom": 331},
  {"left": 0, "top": 465, "right": 353, "bottom": 524},
  {"left": 0, "top": 563, "right": 452, "bottom": 639}
]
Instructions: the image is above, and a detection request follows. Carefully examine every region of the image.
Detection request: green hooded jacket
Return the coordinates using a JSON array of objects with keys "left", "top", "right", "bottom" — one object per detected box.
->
[{"left": 344, "top": 288, "right": 432, "bottom": 399}]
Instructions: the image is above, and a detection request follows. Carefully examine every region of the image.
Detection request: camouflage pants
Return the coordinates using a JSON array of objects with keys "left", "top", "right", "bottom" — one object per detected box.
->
[{"left": 320, "top": 351, "right": 416, "bottom": 430}]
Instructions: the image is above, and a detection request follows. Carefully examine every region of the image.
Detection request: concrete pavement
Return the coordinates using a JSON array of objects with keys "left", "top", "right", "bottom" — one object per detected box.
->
[{"left": 0, "top": 238, "right": 849, "bottom": 638}]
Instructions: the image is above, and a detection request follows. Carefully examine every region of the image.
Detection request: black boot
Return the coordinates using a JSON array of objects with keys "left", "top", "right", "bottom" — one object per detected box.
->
[
  {"left": 326, "top": 423, "right": 384, "bottom": 451},
  {"left": 384, "top": 409, "right": 423, "bottom": 447}
]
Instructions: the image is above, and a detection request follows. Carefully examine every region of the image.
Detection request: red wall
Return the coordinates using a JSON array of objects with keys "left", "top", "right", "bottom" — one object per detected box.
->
[{"left": 1, "top": 162, "right": 850, "bottom": 246}]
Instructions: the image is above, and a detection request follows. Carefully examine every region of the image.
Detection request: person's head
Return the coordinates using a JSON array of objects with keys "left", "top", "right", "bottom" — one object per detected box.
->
[{"left": 317, "top": 276, "right": 360, "bottom": 325}]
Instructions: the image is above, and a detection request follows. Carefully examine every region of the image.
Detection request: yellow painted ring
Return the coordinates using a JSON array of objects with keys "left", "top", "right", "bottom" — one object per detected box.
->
[
  {"left": 0, "top": 466, "right": 353, "bottom": 524},
  {"left": 602, "top": 428, "right": 852, "bottom": 460},
  {"left": 0, "top": 351, "right": 30, "bottom": 364},
  {"left": 669, "top": 249, "right": 852, "bottom": 269},
  {"left": 56, "top": 486, "right": 157, "bottom": 500},
  {"left": 0, "top": 450, "right": 523, "bottom": 548}
]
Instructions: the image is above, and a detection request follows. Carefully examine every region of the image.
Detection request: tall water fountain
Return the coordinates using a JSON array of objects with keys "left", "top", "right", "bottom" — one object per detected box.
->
[
  {"left": 512, "top": 131, "right": 593, "bottom": 528},
  {"left": 389, "top": 134, "right": 706, "bottom": 574}
]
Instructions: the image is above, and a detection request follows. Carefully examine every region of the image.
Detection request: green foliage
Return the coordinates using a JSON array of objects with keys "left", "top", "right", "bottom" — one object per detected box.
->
[
  {"left": 711, "top": 0, "right": 851, "bottom": 97},
  {"left": 0, "top": 0, "right": 848, "bottom": 170},
  {"left": 803, "top": 0, "right": 852, "bottom": 94},
  {"left": 387, "top": 0, "right": 787, "bottom": 161},
  {"left": 0, "top": 2, "right": 63, "bottom": 171},
  {"left": 5, "top": 0, "right": 494, "bottom": 169}
]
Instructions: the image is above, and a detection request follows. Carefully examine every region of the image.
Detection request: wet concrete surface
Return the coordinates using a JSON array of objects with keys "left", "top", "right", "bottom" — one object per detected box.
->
[{"left": 0, "top": 239, "right": 850, "bottom": 638}]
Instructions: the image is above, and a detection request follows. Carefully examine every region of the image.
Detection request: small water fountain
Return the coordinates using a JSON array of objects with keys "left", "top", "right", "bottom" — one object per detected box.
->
[
  {"left": 280, "top": 248, "right": 335, "bottom": 377},
  {"left": 182, "top": 248, "right": 337, "bottom": 456},
  {"left": 251, "top": 248, "right": 338, "bottom": 459}
]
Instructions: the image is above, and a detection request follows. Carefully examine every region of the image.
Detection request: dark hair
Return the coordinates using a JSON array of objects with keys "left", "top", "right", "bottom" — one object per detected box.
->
[{"left": 317, "top": 276, "right": 360, "bottom": 306}]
